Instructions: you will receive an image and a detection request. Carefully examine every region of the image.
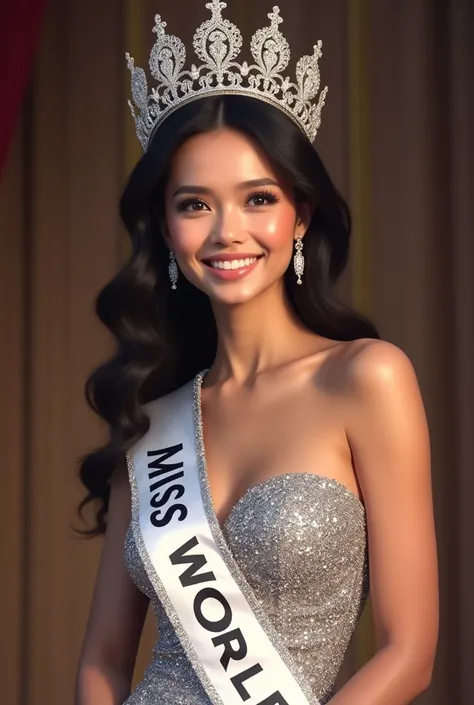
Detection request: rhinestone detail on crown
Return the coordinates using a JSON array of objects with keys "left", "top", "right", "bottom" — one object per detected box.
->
[{"left": 126, "top": 0, "right": 328, "bottom": 151}]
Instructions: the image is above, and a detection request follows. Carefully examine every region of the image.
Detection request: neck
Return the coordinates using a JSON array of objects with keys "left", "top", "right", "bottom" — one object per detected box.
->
[{"left": 208, "top": 280, "right": 323, "bottom": 385}]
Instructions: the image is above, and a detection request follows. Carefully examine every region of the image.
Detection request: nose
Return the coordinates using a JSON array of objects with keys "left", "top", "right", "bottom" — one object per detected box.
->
[{"left": 211, "top": 205, "right": 244, "bottom": 245}]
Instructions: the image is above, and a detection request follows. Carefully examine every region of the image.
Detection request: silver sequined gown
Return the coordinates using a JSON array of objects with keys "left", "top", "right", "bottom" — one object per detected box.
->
[
  {"left": 123, "top": 371, "right": 369, "bottom": 705},
  {"left": 123, "top": 374, "right": 369, "bottom": 705}
]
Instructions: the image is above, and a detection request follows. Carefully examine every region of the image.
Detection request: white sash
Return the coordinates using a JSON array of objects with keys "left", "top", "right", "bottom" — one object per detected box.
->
[{"left": 127, "top": 374, "right": 319, "bottom": 705}]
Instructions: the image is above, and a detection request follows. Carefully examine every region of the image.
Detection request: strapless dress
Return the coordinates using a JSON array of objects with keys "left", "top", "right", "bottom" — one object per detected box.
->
[
  {"left": 124, "top": 475, "right": 370, "bottom": 705},
  {"left": 122, "top": 373, "right": 369, "bottom": 704}
]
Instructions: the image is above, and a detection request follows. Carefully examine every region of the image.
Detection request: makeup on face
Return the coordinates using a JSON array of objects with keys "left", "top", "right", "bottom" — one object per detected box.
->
[
  {"left": 201, "top": 252, "right": 265, "bottom": 281},
  {"left": 164, "top": 129, "right": 302, "bottom": 300}
]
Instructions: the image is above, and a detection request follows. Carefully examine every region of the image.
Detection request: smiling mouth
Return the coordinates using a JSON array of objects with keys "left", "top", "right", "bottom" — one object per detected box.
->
[{"left": 203, "top": 255, "right": 263, "bottom": 270}]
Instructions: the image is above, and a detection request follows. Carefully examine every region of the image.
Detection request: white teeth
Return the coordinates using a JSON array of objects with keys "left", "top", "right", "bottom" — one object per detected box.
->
[{"left": 210, "top": 257, "right": 258, "bottom": 270}]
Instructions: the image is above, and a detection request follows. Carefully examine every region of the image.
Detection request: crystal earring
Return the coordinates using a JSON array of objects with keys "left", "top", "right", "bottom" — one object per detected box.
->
[
  {"left": 293, "top": 236, "right": 304, "bottom": 285},
  {"left": 169, "top": 250, "right": 178, "bottom": 290}
]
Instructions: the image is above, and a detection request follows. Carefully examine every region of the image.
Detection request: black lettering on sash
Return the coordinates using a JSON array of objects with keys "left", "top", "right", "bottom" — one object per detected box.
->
[
  {"left": 231, "top": 663, "right": 264, "bottom": 701},
  {"left": 144, "top": 445, "right": 297, "bottom": 700},
  {"left": 147, "top": 445, "right": 187, "bottom": 527},
  {"left": 150, "top": 484, "right": 184, "bottom": 508},
  {"left": 212, "top": 628, "right": 248, "bottom": 670},
  {"left": 194, "top": 587, "right": 232, "bottom": 633},
  {"left": 147, "top": 445, "right": 184, "bottom": 477},
  {"left": 256, "top": 693, "right": 290, "bottom": 705},
  {"left": 151, "top": 504, "right": 187, "bottom": 527},
  {"left": 149, "top": 470, "right": 185, "bottom": 493},
  {"left": 169, "top": 536, "right": 216, "bottom": 585}
]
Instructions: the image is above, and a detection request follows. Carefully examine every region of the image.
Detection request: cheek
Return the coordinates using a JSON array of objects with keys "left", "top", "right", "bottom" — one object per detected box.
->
[
  {"left": 251, "top": 206, "right": 296, "bottom": 249},
  {"left": 166, "top": 213, "right": 208, "bottom": 258}
]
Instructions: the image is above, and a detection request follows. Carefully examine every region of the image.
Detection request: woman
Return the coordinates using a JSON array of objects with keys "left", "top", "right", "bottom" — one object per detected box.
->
[{"left": 75, "top": 3, "right": 438, "bottom": 704}]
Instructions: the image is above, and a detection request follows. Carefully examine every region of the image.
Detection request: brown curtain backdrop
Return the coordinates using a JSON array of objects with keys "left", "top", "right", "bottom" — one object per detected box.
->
[{"left": 1, "top": 1, "right": 472, "bottom": 704}]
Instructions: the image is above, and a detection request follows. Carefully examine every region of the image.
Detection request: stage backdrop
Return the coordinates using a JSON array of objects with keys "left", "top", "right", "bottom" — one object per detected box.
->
[{"left": 0, "top": 1, "right": 473, "bottom": 704}]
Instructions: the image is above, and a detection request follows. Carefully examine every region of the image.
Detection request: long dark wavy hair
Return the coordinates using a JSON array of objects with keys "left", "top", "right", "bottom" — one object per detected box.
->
[{"left": 77, "top": 94, "right": 380, "bottom": 536}]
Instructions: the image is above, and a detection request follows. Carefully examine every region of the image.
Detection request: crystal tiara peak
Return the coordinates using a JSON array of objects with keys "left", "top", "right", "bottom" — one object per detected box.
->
[{"left": 126, "top": 0, "right": 328, "bottom": 151}]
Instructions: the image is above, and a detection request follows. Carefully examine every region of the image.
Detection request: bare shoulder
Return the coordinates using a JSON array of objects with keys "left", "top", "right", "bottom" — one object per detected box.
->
[
  {"left": 326, "top": 340, "right": 437, "bottom": 681},
  {"left": 329, "top": 338, "right": 420, "bottom": 398},
  {"left": 331, "top": 338, "right": 430, "bottom": 491}
]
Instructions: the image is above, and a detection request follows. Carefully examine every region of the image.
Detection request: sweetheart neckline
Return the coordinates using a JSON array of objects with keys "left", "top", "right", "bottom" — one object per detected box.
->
[
  {"left": 219, "top": 472, "right": 366, "bottom": 527},
  {"left": 194, "top": 369, "right": 366, "bottom": 530}
]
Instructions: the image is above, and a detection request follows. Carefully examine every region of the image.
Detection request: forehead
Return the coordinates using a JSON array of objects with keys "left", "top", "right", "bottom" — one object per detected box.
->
[{"left": 167, "top": 128, "right": 278, "bottom": 187}]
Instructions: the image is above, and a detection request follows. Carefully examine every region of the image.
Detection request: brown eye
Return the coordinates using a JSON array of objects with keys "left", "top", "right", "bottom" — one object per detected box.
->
[
  {"left": 250, "top": 195, "right": 266, "bottom": 206},
  {"left": 247, "top": 190, "right": 280, "bottom": 207},
  {"left": 177, "top": 199, "right": 209, "bottom": 213}
]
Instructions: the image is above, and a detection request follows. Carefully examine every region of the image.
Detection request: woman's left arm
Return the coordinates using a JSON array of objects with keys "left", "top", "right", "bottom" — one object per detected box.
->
[{"left": 330, "top": 339, "right": 439, "bottom": 705}]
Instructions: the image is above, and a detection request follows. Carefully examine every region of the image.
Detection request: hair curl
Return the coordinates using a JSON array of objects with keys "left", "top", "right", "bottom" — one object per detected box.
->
[{"left": 77, "top": 95, "right": 379, "bottom": 536}]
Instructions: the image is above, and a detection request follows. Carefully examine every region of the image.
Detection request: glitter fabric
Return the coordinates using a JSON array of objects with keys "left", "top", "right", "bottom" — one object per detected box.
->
[{"left": 123, "top": 372, "right": 369, "bottom": 704}]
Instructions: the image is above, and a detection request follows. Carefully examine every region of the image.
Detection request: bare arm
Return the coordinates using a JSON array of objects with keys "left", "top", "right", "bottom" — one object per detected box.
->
[
  {"left": 330, "top": 340, "right": 439, "bottom": 705},
  {"left": 75, "top": 461, "right": 150, "bottom": 705}
]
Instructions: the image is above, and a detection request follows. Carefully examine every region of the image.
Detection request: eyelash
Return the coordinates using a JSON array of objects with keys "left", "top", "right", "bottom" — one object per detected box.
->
[
  {"left": 248, "top": 190, "right": 281, "bottom": 207},
  {"left": 176, "top": 189, "right": 281, "bottom": 212}
]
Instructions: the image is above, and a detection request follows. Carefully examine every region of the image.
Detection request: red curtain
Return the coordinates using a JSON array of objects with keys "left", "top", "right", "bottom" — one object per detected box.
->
[{"left": 0, "top": 0, "right": 49, "bottom": 176}]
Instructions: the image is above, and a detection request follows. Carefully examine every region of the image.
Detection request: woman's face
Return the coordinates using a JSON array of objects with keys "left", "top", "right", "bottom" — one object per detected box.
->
[{"left": 164, "top": 127, "right": 309, "bottom": 306}]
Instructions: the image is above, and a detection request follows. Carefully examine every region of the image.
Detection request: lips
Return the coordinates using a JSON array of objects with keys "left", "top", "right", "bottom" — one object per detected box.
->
[
  {"left": 202, "top": 254, "right": 263, "bottom": 263},
  {"left": 202, "top": 254, "right": 264, "bottom": 280},
  {"left": 207, "top": 255, "right": 259, "bottom": 270}
]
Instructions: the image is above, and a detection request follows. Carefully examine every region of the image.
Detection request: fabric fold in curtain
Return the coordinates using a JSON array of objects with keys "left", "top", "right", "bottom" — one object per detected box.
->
[{"left": 0, "top": 0, "right": 49, "bottom": 176}]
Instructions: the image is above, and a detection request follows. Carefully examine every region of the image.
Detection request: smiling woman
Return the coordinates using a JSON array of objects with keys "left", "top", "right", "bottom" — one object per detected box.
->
[
  {"left": 163, "top": 129, "right": 310, "bottom": 302},
  {"left": 74, "top": 3, "right": 438, "bottom": 705},
  {"left": 80, "top": 90, "right": 381, "bottom": 522}
]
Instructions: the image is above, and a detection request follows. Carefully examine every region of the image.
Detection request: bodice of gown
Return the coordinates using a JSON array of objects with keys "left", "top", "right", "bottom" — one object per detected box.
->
[{"left": 123, "top": 472, "right": 369, "bottom": 705}]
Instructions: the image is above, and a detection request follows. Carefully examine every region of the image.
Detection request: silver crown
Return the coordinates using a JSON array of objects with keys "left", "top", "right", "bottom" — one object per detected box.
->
[{"left": 126, "top": 1, "right": 328, "bottom": 151}]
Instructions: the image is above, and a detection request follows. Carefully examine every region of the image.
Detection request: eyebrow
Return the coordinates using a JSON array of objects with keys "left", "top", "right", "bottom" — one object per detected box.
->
[{"left": 172, "top": 178, "right": 279, "bottom": 197}]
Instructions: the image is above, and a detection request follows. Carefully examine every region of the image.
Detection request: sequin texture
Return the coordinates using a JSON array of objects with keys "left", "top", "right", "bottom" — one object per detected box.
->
[{"left": 122, "top": 372, "right": 370, "bottom": 704}]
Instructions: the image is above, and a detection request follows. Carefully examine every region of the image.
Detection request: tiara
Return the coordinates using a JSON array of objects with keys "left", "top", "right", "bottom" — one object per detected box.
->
[{"left": 126, "top": 1, "right": 328, "bottom": 151}]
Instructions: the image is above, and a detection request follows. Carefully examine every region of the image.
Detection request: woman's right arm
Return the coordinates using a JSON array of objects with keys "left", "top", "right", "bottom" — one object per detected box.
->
[{"left": 75, "top": 461, "right": 150, "bottom": 705}]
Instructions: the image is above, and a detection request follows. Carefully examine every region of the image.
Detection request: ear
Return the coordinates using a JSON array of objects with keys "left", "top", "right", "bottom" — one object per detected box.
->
[{"left": 295, "top": 200, "right": 314, "bottom": 238}]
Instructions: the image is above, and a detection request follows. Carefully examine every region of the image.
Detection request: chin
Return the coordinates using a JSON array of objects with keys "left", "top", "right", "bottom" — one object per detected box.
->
[
  {"left": 207, "top": 287, "right": 261, "bottom": 306},
  {"left": 188, "top": 266, "right": 285, "bottom": 305},
  {"left": 207, "top": 277, "right": 284, "bottom": 307}
]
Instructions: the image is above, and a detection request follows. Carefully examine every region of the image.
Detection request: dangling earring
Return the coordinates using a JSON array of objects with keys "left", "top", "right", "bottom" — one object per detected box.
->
[
  {"left": 169, "top": 250, "right": 178, "bottom": 290},
  {"left": 293, "top": 236, "right": 304, "bottom": 285}
]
